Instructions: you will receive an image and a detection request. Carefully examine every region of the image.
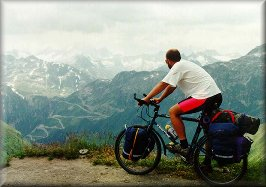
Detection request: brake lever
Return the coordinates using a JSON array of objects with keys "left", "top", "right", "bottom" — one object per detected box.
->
[
  {"left": 142, "top": 93, "right": 158, "bottom": 106},
  {"left": 143, "top": 93, "right": 157, "bottom": 106},
  {"left": 138, "top": 99, "right": 148, "bottom": 106},
  {"left": 134, "top": 93, "right": 138, "bottom": 100},
  {"left": 134, "top": 93, "right": 149, "bottom": 106}
]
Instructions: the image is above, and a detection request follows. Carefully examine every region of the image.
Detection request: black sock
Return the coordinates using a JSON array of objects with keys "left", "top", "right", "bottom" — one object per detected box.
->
[{"left": 180, "top": 139, "right": 188, "bottom": 149}]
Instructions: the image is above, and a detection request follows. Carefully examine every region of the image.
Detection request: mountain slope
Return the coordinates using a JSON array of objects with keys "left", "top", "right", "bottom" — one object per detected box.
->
[
  {"left": 248, "top": 125, "right": 265, "bottom": 163},
  {"left": 204, "top": 43, "right": 264, "bottom": 118},
  {"left": 2, "top": 55, "right": 94, "bottom": 97},
  {"left": 0, "top": 121, "right": 29, "bottom": 166}
]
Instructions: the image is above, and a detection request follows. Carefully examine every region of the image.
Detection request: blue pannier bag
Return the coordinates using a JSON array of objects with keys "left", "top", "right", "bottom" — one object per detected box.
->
[
  {"left": 209, "top": 123, "right": 240, "bottom": 164},
  {"left": 209, "top": 122, "right": 240, "bottom": 136},
  {"left": 122, "top": 127, "right": 155, "bottom": 161},
  {"left": 208, "top": 110, "right": 240, "bottom": 164}
]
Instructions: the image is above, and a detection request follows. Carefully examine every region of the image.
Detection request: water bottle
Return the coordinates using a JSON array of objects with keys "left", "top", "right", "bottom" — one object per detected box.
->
[{"left": 165, "top": 124, "right": 178, "bottom": 141}]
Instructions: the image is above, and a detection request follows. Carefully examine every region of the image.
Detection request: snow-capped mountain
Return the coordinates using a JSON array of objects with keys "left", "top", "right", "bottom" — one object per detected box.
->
[
  {"left": 2, "top": 55, "right": 94, "bottom": 97},
  {"left": 5, "top": 47, "right": 239, "bottom": 78},
  {"left": 245, "top": 44, "right": 266, "bottom": 57},
  {"left": 1, "top": 47, "right": 245, "bottom": 99},
  {"left": 182, "top": 49, "right": 240, "bottom": 66},
  {"left": 52, "top": 51, "right": 165, "bottom": 76}
]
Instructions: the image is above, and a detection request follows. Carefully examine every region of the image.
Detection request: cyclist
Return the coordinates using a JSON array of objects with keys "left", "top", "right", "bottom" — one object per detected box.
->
[{"left": 139, "top": 49, "right": 222, "bottom": 157}]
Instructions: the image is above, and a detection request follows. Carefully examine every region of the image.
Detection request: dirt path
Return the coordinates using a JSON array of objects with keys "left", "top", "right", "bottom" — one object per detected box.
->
[{"left": 0, "top": 157, "right": 203, "bottom": 186}]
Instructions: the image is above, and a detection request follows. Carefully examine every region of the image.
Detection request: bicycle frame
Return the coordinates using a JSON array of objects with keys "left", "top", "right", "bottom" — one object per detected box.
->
[{"left": 143, "top": 103, "right": 207, "bottom": 160}]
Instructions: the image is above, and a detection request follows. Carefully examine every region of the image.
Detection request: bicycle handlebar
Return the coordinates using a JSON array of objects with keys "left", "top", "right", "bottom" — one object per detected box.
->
[{"left": 134, "top": 93, "right": 160, "bottom": 108}]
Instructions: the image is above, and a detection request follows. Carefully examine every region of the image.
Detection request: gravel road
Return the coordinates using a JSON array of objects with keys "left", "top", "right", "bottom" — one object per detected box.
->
[{"left": 0, "top": 157, "right": 204, "bottom": 186}]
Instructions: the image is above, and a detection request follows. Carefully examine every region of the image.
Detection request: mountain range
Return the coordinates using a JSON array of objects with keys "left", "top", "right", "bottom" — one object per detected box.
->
[
  {"left": 1, "top": 44, "right": 264, "bottom": 143},
  {"left": 3, "top": 48, "right": 239, "bottom": 98}
]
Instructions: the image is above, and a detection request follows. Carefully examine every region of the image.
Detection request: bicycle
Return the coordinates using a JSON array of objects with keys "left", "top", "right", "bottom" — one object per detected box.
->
[{"left": 114, "top": 94, "right": 248, "bottom": 186}]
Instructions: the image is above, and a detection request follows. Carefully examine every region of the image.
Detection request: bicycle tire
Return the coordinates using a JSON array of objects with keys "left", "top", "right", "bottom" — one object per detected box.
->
[
  {"left": 193, "top": 136, "right": 247, "bottom": 186},
  {"left": 114, "top": 125, "right": 161, "bottom": 175}
]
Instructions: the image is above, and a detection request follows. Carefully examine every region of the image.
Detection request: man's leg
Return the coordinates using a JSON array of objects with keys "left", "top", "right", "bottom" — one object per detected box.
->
[
  {"left": 169, "top": 104, "right": 186, "bottom": 139},
  {"left": 169, "top": 104, "right": 188, "bottom": 149},
  {"left": 169, "top": 97, "right": 207, "bottom": 149}
]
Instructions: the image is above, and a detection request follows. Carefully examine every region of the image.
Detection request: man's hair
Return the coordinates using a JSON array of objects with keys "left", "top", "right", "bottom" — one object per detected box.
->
[{"left": 166, "top": 49, "right": 181, "bottom": 62}]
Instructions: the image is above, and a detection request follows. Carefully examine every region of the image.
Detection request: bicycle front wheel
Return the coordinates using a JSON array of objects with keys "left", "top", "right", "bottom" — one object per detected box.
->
[
  {"left": 194, "top": 136, "right": 247, "bottom": 186},
  {"left": 114, "top": 125, "right": 161, "bottom": 175}
]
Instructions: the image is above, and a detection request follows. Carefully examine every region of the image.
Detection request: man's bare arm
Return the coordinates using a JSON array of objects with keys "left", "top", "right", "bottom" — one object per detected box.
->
[
  {"left": 159, "top": 85, "right": 176, "bottom": 101},
  {"left": 144, "top": 81, "right": 169, "bottom": 101}
]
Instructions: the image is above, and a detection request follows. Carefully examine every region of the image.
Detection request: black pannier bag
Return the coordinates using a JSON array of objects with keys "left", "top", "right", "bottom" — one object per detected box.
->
[
  {"left": 234, "top": 113, "right": 260, "bottom": 135},
  {"left": 122, "top": 127, "right": 155, "bottom": 161}
]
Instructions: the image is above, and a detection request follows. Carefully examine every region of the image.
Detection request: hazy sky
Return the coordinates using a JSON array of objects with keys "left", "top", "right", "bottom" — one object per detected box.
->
[{"left": 2, "top": 1, "right": 264, "bottom": 57}]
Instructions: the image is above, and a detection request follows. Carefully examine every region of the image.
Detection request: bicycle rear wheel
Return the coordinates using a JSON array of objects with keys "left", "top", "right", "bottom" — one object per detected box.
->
[
  {"left": 194, "top": 136, "right": 247, "bottom": 186},
  {"left": 114, "top": 125, "right": 161, "bottom": 175}
]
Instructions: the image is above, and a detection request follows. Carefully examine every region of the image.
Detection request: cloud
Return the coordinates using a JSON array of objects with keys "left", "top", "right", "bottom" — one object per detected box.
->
[
  {"left": 3, "top": 2, "right": 106, "bottom": 34},
  {"left": 2, "top": 1, "right": 263, "bottom": 56},
  {"left": 4, "top": 1, "right": 260, "bottom": 33}
]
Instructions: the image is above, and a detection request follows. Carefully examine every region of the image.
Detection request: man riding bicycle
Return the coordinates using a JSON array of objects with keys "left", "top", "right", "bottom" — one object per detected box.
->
[{"left": 139, "top": 49, "right": 222, "bottom": 157}]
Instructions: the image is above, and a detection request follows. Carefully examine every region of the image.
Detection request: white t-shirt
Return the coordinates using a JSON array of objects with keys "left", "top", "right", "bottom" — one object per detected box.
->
[{"left": 162, "top": 60, "right": 221, "bottom": 99}]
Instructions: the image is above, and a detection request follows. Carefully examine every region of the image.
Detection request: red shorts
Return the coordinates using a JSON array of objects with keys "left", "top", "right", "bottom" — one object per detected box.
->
[
  {"left": 178, "top": 93, "right": 223, "bottom": 114},
  {"left": 178, "top": 97, "right": 207, "bottom": 114}
]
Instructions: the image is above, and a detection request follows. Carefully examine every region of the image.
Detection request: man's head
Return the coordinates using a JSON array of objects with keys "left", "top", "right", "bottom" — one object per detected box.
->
[{"left": 165, "top": 49, "right": 181, "bottom": 69}]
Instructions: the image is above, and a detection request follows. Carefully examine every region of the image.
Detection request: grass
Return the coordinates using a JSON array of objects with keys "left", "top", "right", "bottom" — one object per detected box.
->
[
  {"left": 156, "top": 156, "right": 197, "bottom": 180},
  {"left": 1, "top": 121, "right": 30, "bottom": 167},
  {"left": 242, "top": 125, "right": 266, "bottom": 185},
  {"left": 23, "top": 133, "right": 111, "bottom": 160},
  {"left": 244, "top": 159, "right": 266, "bottom": 185}
]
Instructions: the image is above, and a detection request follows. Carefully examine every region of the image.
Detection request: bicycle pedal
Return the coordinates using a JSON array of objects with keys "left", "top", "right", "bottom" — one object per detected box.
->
[
  {"left": 176, "top": 154, "right": 193, "bottom": 165},
  {"left": 166, "top": 146, "right": 178, "bottom": 154},
  {"left": 168, "top": 149, "right": 178, "bottom": 154}
]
